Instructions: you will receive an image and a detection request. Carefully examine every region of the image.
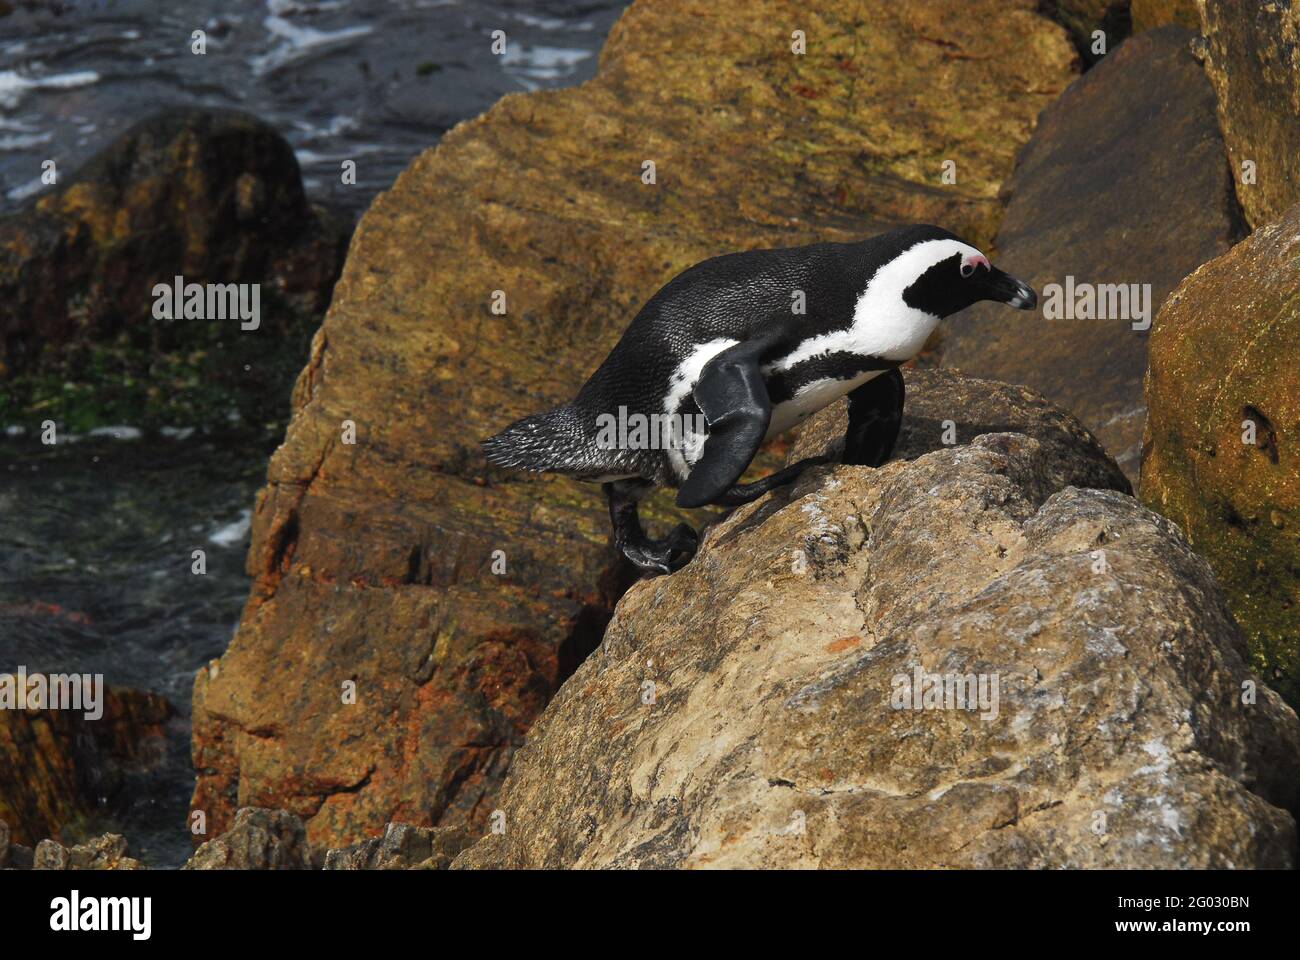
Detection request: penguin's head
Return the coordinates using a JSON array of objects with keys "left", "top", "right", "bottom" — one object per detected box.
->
[{"left": 899, "top": 234, "right": 1037, "bottom": 318}]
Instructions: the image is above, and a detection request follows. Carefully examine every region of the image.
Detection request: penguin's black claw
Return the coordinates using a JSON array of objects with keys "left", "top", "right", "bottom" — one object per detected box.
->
[
  {"left": 621, "top": 523, "right": 699, "bottom": 576},
  {"left": 621, "top": 546, "right": 672, "bottom": 575}
]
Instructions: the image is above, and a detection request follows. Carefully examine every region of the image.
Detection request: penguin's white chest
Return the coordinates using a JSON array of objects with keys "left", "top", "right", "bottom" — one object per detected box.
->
[{"left": 764, "top": 369, "right": 884, "bottom": 439}]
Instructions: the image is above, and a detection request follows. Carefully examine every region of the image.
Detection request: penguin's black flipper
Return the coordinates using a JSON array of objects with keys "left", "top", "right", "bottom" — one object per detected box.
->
[
  {"left": 675, "top": 339, "right": 773, "bottom": 508},
  {"left": 844, "top": 367, "right": 904, "bottom": 467}
]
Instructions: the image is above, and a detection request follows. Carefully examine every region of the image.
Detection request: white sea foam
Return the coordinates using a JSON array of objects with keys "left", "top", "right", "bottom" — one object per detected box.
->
[
  {"left": 8, "top": 176, "right": 48, "bottom": 202},
  {"left": 509, "top": 12, "right": 568, "bottom": 30},
  {"left": 87, "top": 425, "right": 144, "bottom": 441},
  {"left": 0, "top": 69, "right": 99, "bottom": 109},
  {"left": 501, "top": 45, "right": 592, "bottom": 90},
  {"left": 250, "top": 15, "right": 373, "bottom": 75},
  {"left": 294, "top": 140, "right": 381, "bottom": 165},
  {"left": 268, "top": 0, "right": 349, "bottom": 13},
  {"left": 0, "top": 131, "right": 52, "bottom": 150},
  {"left": 209, "top": 509, "right": 252, "bottom": 547}
]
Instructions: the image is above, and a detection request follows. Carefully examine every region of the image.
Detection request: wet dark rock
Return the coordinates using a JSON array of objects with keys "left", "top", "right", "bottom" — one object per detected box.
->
[
  {"left": 937, "top": 27, "right": 1241, "bottom": 485},
  {"left": 0, "top": 822, "right": 33, "bottom": 870},
  {"left": 7, "top": 844, "right": 34, "bottom": 870}
]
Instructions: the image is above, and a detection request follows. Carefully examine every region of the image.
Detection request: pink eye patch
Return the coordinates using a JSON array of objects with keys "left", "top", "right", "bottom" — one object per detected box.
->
[{"left": 960, "top": 253, "right": 990, "bottom": 276}]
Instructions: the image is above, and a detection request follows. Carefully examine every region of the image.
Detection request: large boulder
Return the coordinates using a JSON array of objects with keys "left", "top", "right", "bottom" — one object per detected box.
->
[
  {"left": 1198, "top": 0, "right": 1300, "bottom": 229},
  {"left": 190, "top": 0, "right": 1078, "bottom": 851},
  {"left": 1142, "top": 200, "right": 1300, "bottom": 708},
  {"left": 0, "top": 108, "right": 350, "bottom": 432},
  {"left": 936, "top": 27, "right": 1240, "bottom": 484},
  {"left": 0, "top": 686, "right": 172, "bottom": 847},
  {"left": 454, "top": 371, "right": 1300, "bottom": 869}
]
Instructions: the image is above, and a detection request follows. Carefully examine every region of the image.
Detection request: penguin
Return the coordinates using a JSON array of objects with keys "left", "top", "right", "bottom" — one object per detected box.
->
[{"left": 483, "top": 224, "right": 1036, "bottom": 574}]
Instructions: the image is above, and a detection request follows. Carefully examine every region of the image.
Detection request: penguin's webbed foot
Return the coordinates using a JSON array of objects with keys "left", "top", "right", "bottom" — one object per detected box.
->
[
  {"left": 606, "top": 479, "right": 699, "bottom": 576},
  {"left": 620, "top": 522, "right": 698, "bottom": 575}
]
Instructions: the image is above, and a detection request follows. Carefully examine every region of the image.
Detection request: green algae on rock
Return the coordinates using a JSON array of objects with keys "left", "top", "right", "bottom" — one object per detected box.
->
[
  {"left": 1143, "top": 200, "right": 1300, "bottom": 707},
  {"left": 189, "top": 0, "right": 1079, "bottom": 851},
  {"left": 0, "top": 108, "right": 350, "bottom": 434}
]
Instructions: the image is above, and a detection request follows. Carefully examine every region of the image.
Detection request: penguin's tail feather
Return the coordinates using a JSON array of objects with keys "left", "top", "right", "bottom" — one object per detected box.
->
[{"left": 482, "top": 404, "right": 607, "bottom": 476}]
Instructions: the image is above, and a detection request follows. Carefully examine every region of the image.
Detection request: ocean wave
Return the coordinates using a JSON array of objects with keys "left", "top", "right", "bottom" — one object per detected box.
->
[
  {"left": 249, "top": 15, "right": 374, "bottom": 76},
  {"left": 0, "top": 68, "right": 99, "bottom": 110}
]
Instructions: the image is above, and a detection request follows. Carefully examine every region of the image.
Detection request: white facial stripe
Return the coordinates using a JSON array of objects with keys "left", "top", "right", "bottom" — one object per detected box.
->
[
  {"left": 775, "top": 237, "right": 983, "bottom": 367},
  {"left": 663, "top": 337, "right": 738, "bottom": 478}
]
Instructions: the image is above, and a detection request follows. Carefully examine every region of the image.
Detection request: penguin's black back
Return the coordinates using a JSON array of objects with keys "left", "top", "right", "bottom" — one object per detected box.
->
[{"left": 574, "top": 225, "right": 956, "bottom": 417}]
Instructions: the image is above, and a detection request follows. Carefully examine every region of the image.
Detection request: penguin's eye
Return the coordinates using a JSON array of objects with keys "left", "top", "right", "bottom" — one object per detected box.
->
[{"left": 959, "top": 254, "right": 990, "bottom": 279}]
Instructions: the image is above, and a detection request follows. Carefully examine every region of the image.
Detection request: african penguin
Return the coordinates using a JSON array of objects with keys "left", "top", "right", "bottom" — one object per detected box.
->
[{"left": 483, "top": 224, "right": 1036, "bottom": 574}]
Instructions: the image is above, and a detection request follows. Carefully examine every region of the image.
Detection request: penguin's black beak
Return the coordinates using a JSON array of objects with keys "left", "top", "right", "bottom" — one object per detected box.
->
[{"left": 987, "top": 267, "right": 1037, "bottom": 310}]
